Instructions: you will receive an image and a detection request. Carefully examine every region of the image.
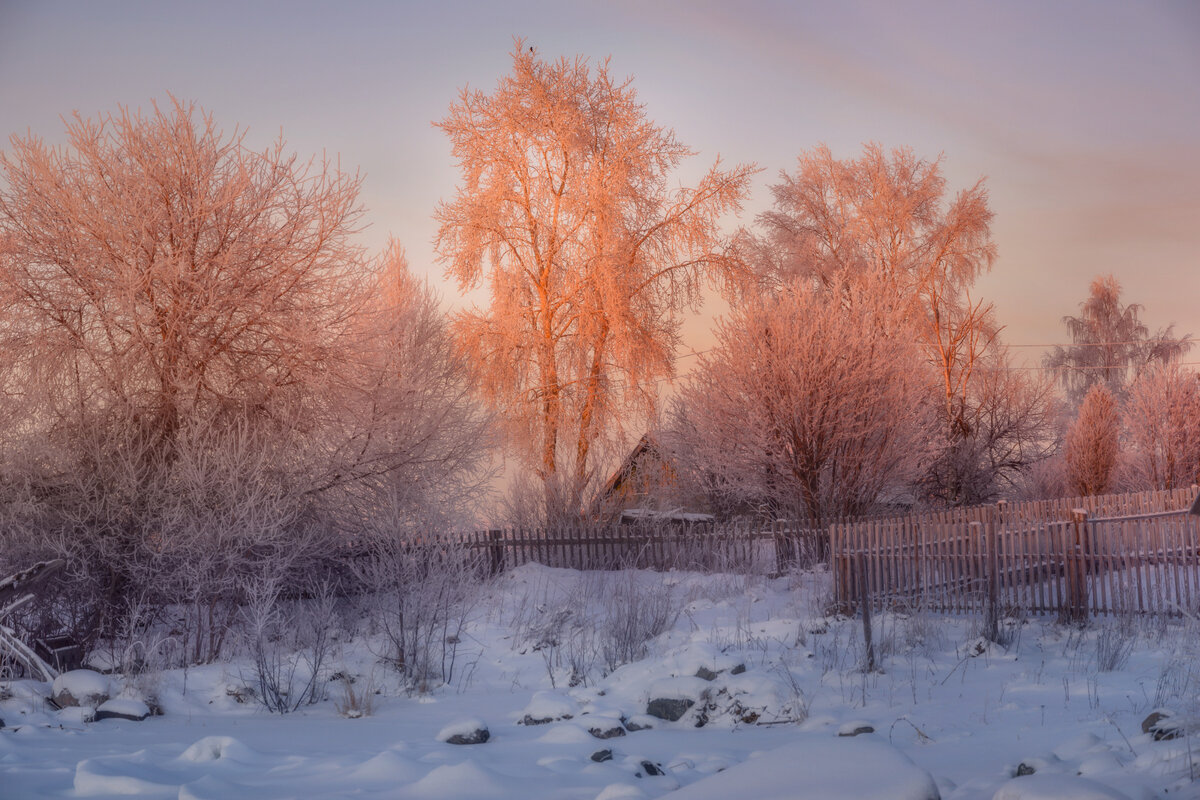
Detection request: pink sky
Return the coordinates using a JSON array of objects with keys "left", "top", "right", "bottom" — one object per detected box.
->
[{"left": 2, "top": 0, "right": 1197, "bottom": 370}]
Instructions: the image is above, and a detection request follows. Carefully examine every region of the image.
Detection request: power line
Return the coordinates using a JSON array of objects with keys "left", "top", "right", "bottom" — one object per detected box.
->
[{"left": 1003, "top": 338, "right": 1195, "bottom": 349}]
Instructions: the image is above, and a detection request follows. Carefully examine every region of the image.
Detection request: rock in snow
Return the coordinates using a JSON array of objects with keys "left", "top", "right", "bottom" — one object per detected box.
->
[
  {"left": 51, "top": 669, "right": 110, "bottom": 709},
  {"left": 518, "top": 691, "right": 577, "bottom": 725},
  {"left": 94, "top": 698, "right": 151, "bottom": 722},
  {"left": 436, "top": 717, "right": 490, "bottom": 745}
]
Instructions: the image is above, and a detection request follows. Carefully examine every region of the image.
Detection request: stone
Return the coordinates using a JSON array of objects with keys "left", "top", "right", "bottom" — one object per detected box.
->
[
  {"left": 95, "top": 698, "right": 151, "bottom": 722},
  {"left": 1015, "top": 763, "right": 1036, "bottom": 776},
  {"left": 729, "top": 664, "right": 747, "bottom": 675},
  {"left": 639, "top": 760, "right": 665, "bottom": 777},
  {"left": 1141, "top": 710, "right": 1184, "bottom": 741},
  {"left": 50, "top": 669, "right": 109, "bottom": 709},
  {"left": 1141, "top": 711, "right": 1169, "bottom": 734},
  {"left": 694, "top": 666, "right": 719, "bottom": 682},
  {"left": 591, "top": 749, "right": 614, "bottom": 763},
  {"left": 623, "top": 715, "right": 655, "bottom": 732},
  {"left": 589, "top": 724, "right": 626, "bottom": 739},
  {"left": 437, "top": 717, "right": 490, "bottom": 745},
  {"left": 837, "top": 724, "right": 876, "bottom": 737},
  {"left": 445, "top": 728, "right": 490, "bottom": 745},
  {"left": 646, "top": 697, "right": 694, "bottom": 722}
]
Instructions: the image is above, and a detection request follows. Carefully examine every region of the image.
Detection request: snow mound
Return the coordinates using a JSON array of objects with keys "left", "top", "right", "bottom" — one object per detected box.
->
[
  {"left": 349, "top": 750, "right": 425, "bottom": 784},
  {"left": 407, "top": 761, "right": 511, "bottom": 798},
  {"left": 595, "top": 782, "right": 650, "bottom": 799},
  {"left": 74, "top": 750, "right": 178, "bottom": 797},
  {"left": 668, "top": 734, "right": 940, "bottom": 800},
  {"left": 177, "top": 735, "right": 260, "bottom": 764},
  {"left": 991, "top": 774, "right": 1131, "bottom": 800}
]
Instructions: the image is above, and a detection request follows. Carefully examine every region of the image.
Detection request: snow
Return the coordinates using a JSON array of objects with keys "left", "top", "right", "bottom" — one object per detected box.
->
[
  {"left": 668, "top": 734, "right": 939, "bottom": 800},
  {"left": 991, "top": 774, "right": 1134, "bottom": 799},
  {"left": 1, "top": 562, "right": 1197, "bottom": 798}
]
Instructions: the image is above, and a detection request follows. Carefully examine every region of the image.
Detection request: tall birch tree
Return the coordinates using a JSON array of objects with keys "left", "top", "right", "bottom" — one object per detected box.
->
[{"left": 435, "top": 44, "right": 753, "bottom": 512}]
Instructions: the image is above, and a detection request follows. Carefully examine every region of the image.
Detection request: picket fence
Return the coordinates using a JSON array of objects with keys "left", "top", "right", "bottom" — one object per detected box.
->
[
  {"left": 458, "top": 520, "right": 830, "bottom": 576},
  {"left": 830, "top": 486, "right": 1200, "bottom": 619}
]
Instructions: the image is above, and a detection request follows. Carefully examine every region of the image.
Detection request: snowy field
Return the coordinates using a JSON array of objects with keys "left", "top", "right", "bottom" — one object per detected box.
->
[{"left": 2, "top": 563, "right": 1198, "bottom": 799}]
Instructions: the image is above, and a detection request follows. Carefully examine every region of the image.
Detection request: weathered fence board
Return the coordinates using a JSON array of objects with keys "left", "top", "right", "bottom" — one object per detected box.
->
[{"left": 832, "top": 487, "right": 1200, "bottom": 619}]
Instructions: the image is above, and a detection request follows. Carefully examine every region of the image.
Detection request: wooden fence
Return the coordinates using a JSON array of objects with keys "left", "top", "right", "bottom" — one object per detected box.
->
[
  {"left": 831, "top": 486, "right": 1200, "bottom": 619},
  {"left": 459, "top": 520, "right": 828, "bottom": 576}
]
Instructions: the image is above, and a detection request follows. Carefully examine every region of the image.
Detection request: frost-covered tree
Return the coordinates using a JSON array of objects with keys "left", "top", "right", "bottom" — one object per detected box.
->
[
  {"left": 0, "top": 100, "right": 492, "bottom": 651},
  {"left": 738, "top": 143, "right": 1054, "bottom": 506},
  {"left": 435, "top": 43, "right": 753, "bottom": 515},
  {"left": 1064, "top": 383, "right": 1121, "bottom": 497},
  {"left": 1122, "top": 364, "right": 1200, "bottom": 491},
  {"left": 670, "top": 281, "right": 936, "bottom": 522},
  {"left": 1044, "top": 275, "right": 1192, "bottom": 405}
]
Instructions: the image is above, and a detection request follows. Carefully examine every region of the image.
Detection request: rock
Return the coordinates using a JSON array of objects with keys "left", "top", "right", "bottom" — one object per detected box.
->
[
  {"left": 591, "top": 749, "right": 614, "bottom": 763},
  {"left": 590, "top": 724, "right": 626, "bottom": 739},
  {"left": 50, "top": 669, "right": 109, "bottom": 709},
  {"left": 94, "top": 698, "right": 150, "bottom": 722},
  {"left": 519, "top": 691, "right": 577, "bottom": 725},
  {"left": 646, "top": 697, "right": 694, "bottom": 722},
  {"left": 437, "top": 717, "right": 490, "bottom": 745},
  {"left": 445, "top": 728, "right": 489, "bottom": 745},
  {"left": 225, "top": 685, "right": 256, "bottom": 704},
  {"left": 1140, "top": 710, "right": 1168, "bottom": 734},
  {"left": 1141, "top": 710, "right": 1184, "bottom": 740},
  {"left": 837, "top": 721, "right": 875, "bottom": 737},
  {"left": 1015, "top": 762, "right": 1036, "bottom": 776},
  {"left": 729, "top": 664, "right": 747, "bottom": 675},
  {"left": 639, "top": 760, "right": 665, "bottom": 777},
  {"left": 694, "top": 666, "right": 719, "bottom": 681},
  {"left": 623, "top": 715, "right": 656, "bottom": 732}
]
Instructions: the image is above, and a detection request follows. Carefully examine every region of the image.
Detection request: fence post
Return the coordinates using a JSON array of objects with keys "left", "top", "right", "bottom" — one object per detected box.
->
[
  {"left": 1068, "top": 509, "right": 1089, "bottom": 624},
  {"left": 488, "top": 529, "right": 504, "bottom": 576},
  {"left": 984, "top": 504, "right": 1000, "bottom": 642},
  {"left": 858, "top": 552, "right": 876, "bottom": 672}
]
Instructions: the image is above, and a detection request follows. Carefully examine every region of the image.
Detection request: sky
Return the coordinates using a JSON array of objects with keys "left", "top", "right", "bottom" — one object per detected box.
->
[{"left": 2, "top": 0, "right": 1198, "bottom": 371}]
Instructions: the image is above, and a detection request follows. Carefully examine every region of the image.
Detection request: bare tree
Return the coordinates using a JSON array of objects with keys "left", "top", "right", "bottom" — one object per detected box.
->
[
  {"left": 670, "top": 281, "right": 936, "bottom": 522},
  {"left": 1065, "top": 383, "right": 1121, "bottom": 497},
  {"left": 1044, "top": 275, "right": 1192, "bottom": 405},
  {"left": 1122, "top": 364, "right": 1200, "bottom": 491},
  {"left": 435, "top": 42, "right": 754, "bottom": 514}
]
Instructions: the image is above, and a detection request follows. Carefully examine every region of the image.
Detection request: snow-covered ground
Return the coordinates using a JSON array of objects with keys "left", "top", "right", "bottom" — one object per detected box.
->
[{"left": 1, "top": 563, "right": 1197, "bottom": 799}]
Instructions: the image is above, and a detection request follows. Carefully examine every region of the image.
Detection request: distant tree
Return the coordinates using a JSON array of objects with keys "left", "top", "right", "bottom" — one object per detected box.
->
[
  {"left": 1044, "top": 275, "right": 1192, "bottom": 405},
  {"left": 435, "top": 43, "right": 754, "bottom": 516},
  {"left": 670, "top": 281, "right": 935, "bottom": 523},
  {"left": 1122, "top": 364, "right": 1200, "bottom": 491},
  {"left": 1064, "top": 383, "right": 1121, "bottom": 497}
]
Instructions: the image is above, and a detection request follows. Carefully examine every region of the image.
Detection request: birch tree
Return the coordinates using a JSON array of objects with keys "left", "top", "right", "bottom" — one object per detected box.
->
[
  {"left": 435, "top": 43, "right": 753, "bottom": 512},
  {"left": 1044, "top": 274, "right": 1192, "bottom": 405},
  {"left": 739, "top": 143, "right": 1054, "bottom": 505}
]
